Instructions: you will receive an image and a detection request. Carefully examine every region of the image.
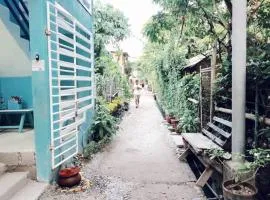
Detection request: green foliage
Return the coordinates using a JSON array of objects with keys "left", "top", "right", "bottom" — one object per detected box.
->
[
  {"left": 94, "top": 1, "right": 130, "bottom": 57},
  {"left": 144, "top": 12, "right": 178, "bottom": 44},
  {"left": 94, "top": 1, "right": 131, "bottom": 102},
  {"left": 205, "top": 148, "right": 231, "bottom": 160},
  {"left": 121, "top": 77, "right": 132, "bottom": 100},
  {"left": 84, "top": 1, "right": 131, "bottom": 158},
  {"left": 95, "top": 54, "right": 131, "bottom": 101},
  {"left": 206, "top": 148, "right": 270, "bottom": 183},
  {"left": 138, "top": 41, "right": 200, "bottom": 132},
  {"left": 83, "top": 136, "right": 112, "bottom": 159},
  {"left": 89, "top": 98, "right": 117, "bottom": 142},
  {"left": 248, "top": 148, "right": 270, "bottom": 170}
]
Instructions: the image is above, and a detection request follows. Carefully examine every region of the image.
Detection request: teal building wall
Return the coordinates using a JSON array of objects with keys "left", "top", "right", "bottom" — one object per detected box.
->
[
  {"left": 0, "top": 77, "right": 33, "bottom": 109},
  {"left": 29, "top": 0, "right": 94, "bottom": 182}
]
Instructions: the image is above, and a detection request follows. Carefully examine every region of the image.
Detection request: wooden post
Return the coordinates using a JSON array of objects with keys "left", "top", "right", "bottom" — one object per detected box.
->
[
  {"left": 255, "top": 81, "right": 259, "bottom": 145},
  {"left": 200, "top": 66, "right": 203, "bottom": 130},
  {"left": 210, "top": 42, "right": 217, "bottom": 122}
]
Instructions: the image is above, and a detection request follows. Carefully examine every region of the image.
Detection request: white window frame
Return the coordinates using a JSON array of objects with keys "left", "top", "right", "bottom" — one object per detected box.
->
[{"left": 78, "top": 0, "right": 93, "bottom": 15}]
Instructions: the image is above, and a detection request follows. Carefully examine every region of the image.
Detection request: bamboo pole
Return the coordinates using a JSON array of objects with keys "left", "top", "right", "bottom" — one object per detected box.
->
[{"left": 215, "top": 106, "right": 270, "bottom": 126}]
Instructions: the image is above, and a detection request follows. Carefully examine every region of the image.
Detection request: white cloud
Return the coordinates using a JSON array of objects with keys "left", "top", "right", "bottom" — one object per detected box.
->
[{"left": 99, "top": 0, "right": 160, "bottom": 60}]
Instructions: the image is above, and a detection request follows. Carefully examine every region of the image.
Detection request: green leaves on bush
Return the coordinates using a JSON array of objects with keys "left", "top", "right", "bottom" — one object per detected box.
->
[{"left": 89, "top": 99, "right": 117, "bottom": 142}]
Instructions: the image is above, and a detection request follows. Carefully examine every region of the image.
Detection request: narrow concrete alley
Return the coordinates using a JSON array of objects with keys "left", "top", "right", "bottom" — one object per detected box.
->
[{"left": 40, "top": 93, "right": 205, "bottom": 200}]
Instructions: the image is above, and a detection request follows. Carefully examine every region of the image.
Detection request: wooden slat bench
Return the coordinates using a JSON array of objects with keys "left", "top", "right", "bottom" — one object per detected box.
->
[
  {"left": 0, "top": 109, "right": 34, "bottom": 133},
  {"left": 179, "top": 116, "right": 232, "bottom": 187}
]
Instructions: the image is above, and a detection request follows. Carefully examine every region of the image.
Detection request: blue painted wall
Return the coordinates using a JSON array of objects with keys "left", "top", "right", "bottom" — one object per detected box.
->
[
  {"left": 29, "top": 0, "right": 94, "bottom": 182},
  {"left": 0, "top": 76, "right": 33, "bottom": 108},
  {"left": 57, "top": 0, "right": 93, "bottom": 29},
  {"left": 29, "top": 0, "right": 53, "bottom": 182}
]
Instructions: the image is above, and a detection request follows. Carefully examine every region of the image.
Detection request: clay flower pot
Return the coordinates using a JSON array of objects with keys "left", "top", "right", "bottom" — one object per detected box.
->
[
  {"left": 165, "top": 115, "right": 171, "bottom": 124},
  {"left": 223, "top": 180, "right": 257, "bottom": 200},
  {"left": 58, "top": 167, "right": 81, "bottom": 188},
  {"left": 170, "top": 119, "right": 179, "bottom": 129},
  {"left": 166, "top": 115, "right": 175, "bottom": 124}
]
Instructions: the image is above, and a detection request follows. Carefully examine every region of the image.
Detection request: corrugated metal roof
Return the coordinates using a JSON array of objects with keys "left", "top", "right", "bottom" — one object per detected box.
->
[{"left": 184, "top": 51, "right": 212, "bottom": 69}]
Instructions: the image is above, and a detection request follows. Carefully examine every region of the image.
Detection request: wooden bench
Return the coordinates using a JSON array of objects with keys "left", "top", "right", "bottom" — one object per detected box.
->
[
  {"left": 179, "top": 116, "right": 232, "bottom": 187},
  {"left": 0, "top": 109, "right": 34, "bottom": 133}
]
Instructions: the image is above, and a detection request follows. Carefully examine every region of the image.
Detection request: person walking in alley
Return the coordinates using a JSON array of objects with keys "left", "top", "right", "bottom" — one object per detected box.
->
[{"left": 133, "top": 79, "right": 142, "bottom": 108}]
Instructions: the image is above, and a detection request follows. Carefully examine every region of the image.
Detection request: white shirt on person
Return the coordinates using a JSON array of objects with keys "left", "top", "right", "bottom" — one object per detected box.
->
[{"left": 133, "top": 84, "right": 142, "bottom": 95}]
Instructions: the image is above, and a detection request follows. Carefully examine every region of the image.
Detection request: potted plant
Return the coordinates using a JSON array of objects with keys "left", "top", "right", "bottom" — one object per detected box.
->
[
  {"left": 8, "top": 96, "right": 23, "bottom": 110},
  {"left": 57, "top": 166, "right": 81, "bottom": 188},
  {"left": 223, "top": 179, "right": 257, "bottom": 200},
  {"left": 165, "top": 110, "right": 175, "bottom": 124},
  {"left": 205, "top": 148, "right": 270, "bottom": 200},
  {"left": 170, "top": 118, "right": 179, "bottom": 129},
  {"left": 222, "top": 148, "right": 270, "bottom": 200}
]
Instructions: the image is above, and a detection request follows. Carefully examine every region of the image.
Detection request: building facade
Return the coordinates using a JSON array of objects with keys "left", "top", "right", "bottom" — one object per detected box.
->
[{"left": 0, "top": 0, "right": 95, "bottom": 182}]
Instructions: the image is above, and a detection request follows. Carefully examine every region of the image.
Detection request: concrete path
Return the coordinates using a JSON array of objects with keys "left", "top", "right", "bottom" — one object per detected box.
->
[{"left": 40, "top": 93, "right": 205, "bottom": 200}]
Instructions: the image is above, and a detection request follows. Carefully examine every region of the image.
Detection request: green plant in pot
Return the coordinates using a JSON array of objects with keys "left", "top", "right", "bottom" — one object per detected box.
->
[
  {"left": 222, "top": 164, "right": 257, "bottom": 200},
  {"left": 205, "top": 148, "right": 269, "bottom": 200},
  {"left": 165, "top": 110, "right": 175, "bottom": 124},
  {"left": 221, "top": 149, "right": 270, "bottom": 200}
]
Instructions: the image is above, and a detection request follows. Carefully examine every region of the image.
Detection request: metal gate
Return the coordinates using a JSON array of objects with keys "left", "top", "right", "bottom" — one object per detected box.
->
[{"left": 47, "top": 2, "right": 94, "bottom": 169}]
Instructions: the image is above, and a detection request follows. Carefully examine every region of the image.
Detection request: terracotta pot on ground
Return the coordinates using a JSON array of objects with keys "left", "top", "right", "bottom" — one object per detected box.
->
[
  {"left": 165, "top": 116, "right": 171, "bottom": 124},
  {"left": 58, "top": 167, "right": 81, "bottom": 188},
  {"left": 170, "top": 119, "right": 179, "bottom": 129},
  {"left": 166, "top": 116, "right": 175, "bottom": 124},
  {"left": 223, "top": 180, "right": 257, "bottom": 200}
]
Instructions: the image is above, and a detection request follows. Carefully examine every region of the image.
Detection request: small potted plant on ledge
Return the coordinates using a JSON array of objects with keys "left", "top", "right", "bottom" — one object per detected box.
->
[{"left": 8, "top": 96, "right": 23, "bottom": 110}]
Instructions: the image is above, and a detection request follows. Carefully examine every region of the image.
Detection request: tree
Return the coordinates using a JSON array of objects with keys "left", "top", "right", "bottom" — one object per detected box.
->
[
  {"left": 94, "top": 0, "right": 130, "bottom": 58},
  {"left": 139, "top": 0, "right": 270, "bottom": 133}
]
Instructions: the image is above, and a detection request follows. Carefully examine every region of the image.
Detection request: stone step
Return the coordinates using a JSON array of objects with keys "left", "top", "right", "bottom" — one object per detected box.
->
[
  {"left": 0, "top": 162, "right": 7, "bottom": 176},
  {"left": 0, "top": 152, "right": 35, "bottom": 166},
  {"left": 170, "top": 135, "right": 184, "bottom": 148},
  {"left": 10, "top": 180, "right": 48, "bottom": 200},
  {"left": 0, "top": 172, "right": 29, "bottom": 200}
]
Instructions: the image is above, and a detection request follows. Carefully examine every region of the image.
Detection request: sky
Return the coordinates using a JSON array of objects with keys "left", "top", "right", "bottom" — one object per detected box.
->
[{"left": 100, "top": 0, "right": 160, "bottom": 61}]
